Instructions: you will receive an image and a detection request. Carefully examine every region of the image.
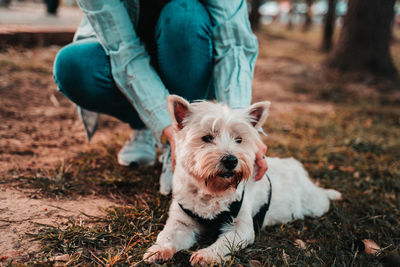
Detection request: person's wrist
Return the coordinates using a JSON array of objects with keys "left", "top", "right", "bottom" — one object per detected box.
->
[{"left": 161, "top": 125, "right": 173, "bottom": 145}]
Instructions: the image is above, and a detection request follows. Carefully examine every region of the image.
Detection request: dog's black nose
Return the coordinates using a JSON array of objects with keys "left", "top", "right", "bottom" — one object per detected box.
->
[{"left": 221, "top": 155, "right": 238, "bottom": 170}]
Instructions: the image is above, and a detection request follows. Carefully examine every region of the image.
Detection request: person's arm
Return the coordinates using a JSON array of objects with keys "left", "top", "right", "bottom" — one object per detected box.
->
[
  {"left": 203, "top": 0, "right": 258, "bottom": 109},
  {"left": 76, "top": 0, "right": 171, "bottom": 141},
  {"left": 204, "top": 0, "right": 267, "bottom": 179}
]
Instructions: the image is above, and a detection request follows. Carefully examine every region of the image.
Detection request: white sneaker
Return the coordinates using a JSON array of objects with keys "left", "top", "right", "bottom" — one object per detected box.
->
[
  {"left": 118, "top": 129, "right": 156, "bottom": 167},
  {"left": 159, "top": 145, "right": 173, "bottom": 195}
]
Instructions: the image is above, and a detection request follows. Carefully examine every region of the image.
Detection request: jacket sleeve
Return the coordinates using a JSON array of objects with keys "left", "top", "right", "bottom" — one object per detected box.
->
[
  {"left": 203, "top": 0, "right": 258, "bottom": 109},
  {"left": 76, "top": 0, "right": 171, "bottom": 141}
]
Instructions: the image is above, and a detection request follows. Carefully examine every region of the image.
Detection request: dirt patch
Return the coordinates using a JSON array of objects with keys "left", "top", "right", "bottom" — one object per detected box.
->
[{"left": 0, "top": 187, "right": 115, "bottom": 260}]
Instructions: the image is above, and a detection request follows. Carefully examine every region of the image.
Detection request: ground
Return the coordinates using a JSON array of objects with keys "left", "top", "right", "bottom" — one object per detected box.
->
[{"left": 0, "top": 25, "right": 399, "bottom": 266}]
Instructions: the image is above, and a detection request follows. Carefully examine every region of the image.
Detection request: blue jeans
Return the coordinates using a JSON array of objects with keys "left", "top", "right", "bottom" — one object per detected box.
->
[{"left": 53, "top": 0, "right": 213, "bottom": 129}]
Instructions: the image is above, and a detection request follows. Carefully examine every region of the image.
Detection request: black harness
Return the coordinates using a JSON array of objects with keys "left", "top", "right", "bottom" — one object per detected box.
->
[
  {"left": 178, "top": 174, "right": 272, "bottom": 241},
  {"left": 252, "top": 174, "right": 273, "bottom": 234}
]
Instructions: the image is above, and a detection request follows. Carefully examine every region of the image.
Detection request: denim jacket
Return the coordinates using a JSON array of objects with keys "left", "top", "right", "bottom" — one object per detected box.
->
[{"left": 74, "top": 0, "right": 258, "bottom": 142}]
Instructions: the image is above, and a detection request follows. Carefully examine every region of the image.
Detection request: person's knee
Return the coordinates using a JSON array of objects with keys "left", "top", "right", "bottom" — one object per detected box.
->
[
  {"left": 54, "top": 42, "right": 109, "bottom": 103},
  {"left": 157, "top": 0, "right": 212, "bottom": 45},
  {"left": 53, "top": 43, "right": 82, "bottom": 96}
]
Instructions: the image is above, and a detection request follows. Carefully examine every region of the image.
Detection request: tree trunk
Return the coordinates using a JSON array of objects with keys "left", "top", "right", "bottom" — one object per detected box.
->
[
  {"left": 302, "top": 0, "right": 313, "bottom": 31},
  {"left": 287, "top": 3, "right": 294, "bottom": 30},
  {"left": 321, "top": 0, "right": 336, "bottom": 52},
  {"left": 249, "top": 0, "right": 262, "bottom": 31},
  {"left": 325, "top": 0, "right": 397, "bottom": 77}
]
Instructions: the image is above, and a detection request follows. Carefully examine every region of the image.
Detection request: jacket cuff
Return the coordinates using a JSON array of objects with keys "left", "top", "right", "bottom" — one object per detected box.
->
[{"left": 148, "top": 106, "right": 172, "bottom": 144}]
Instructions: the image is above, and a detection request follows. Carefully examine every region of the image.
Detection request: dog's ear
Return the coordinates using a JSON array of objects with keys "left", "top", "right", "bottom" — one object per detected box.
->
[
  {"left": 167, "top": 95, "right": 191, "bottom": 130},
  {"left": 246, "top": 101, "right": 271, "bottom": 128}
]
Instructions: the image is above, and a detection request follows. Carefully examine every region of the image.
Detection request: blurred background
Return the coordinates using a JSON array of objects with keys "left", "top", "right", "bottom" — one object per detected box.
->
[{"left": 1, "top": 0, "right": 399, "bottom": 73}]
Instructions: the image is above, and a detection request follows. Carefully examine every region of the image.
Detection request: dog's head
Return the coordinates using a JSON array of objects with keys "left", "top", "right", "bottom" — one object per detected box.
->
[{"left": 167, "top": 95, "right": 270, "bottom": 195}]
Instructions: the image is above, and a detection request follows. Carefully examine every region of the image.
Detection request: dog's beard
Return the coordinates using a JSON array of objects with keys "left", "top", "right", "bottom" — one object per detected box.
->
[{"left": 186, "top": 151, "right": 253, "bottom": 194}]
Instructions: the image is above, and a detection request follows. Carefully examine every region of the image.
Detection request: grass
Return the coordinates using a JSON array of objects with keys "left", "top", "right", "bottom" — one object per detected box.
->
[
  {"left": 27, "top": 206, "right": 166, "bottom": 266},
  {"left": 3, "top": 25, "right": 400, "bottom": 266}
]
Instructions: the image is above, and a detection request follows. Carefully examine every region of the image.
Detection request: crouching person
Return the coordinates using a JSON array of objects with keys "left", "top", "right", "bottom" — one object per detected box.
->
[{"left": 53, "top": 0, "right": 266, "bottom": 194}]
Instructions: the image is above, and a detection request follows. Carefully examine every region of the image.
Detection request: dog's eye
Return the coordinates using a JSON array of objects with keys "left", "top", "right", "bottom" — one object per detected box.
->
[
  {"left": 235, "top": 137, "right": 242, "bottom": 144},
  {"left": 202, "top": 135, "right": 214, "bottom": 143}
]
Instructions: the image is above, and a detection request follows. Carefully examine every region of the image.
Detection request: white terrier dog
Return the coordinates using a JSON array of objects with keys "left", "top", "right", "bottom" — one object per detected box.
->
[{"left": 144, "top": 95, "right": 341, "bottom": 265}]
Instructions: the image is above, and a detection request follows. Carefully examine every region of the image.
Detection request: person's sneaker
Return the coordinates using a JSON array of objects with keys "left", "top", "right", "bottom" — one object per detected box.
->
[
  {"left": 118, "top": 129, "right": 156, "bottom": 167},
  {"left": 159, "top": 145, "right": 173, "bottom": 195}
]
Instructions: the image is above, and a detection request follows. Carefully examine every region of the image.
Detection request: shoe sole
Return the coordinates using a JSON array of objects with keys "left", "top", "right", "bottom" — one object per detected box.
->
[{"left": 118, "top": 158, "right": 156, "bottom": 168}]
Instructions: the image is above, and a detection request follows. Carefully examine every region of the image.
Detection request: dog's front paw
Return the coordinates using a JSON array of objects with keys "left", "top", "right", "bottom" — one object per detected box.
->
[
  {"left": 143, "top": 244, "right": 176, "bottom": 263},
  {"left": 190, "top": 248, "right": 224, "bottom": 266}
]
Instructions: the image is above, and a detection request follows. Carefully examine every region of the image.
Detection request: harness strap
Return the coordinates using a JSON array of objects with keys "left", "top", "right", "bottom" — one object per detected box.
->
[
  {"left": 179, "top": 189, "right": 244, "bottom": 233},
  {"left": 252, "top": 174, "right": 272, "bottom": 234}
]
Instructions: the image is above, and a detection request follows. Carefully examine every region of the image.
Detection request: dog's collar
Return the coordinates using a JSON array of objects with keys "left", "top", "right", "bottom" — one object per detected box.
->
[{"left": 178, "top": 174, "right": 272, "bottom": 239}]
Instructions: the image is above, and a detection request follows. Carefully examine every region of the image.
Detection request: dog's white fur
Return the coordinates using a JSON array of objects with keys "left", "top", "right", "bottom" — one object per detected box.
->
[{"left": 144, "top": 96, "right": 341, "bottom": 265}]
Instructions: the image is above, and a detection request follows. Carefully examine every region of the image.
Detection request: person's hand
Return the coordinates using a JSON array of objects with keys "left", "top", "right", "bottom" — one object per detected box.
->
[
  {"left": 162, "top": 125, "right": 176, "bottom": 172},
  {"left": 254, "top": 141, "right": 268, "bottom": 181}
]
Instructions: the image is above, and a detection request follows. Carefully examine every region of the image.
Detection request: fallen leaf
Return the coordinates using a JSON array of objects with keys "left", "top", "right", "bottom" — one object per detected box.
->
[
  {"left": 362, "top": 239, "right": 381, "bottom": 255},
  {"left": 295, "top": 239, "right": 311, "bottom": 256},
  {"left": 294, "top": 239, "right": 307, "bottom": 250}
]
